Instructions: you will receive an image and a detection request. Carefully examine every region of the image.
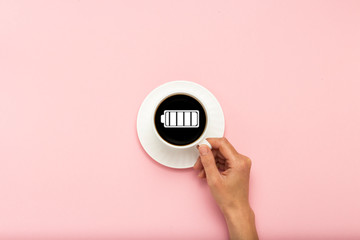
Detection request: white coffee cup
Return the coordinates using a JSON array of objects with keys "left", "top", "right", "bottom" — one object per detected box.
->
[{"left": 152, "top": 92, "right": 212, "bottom": 150}]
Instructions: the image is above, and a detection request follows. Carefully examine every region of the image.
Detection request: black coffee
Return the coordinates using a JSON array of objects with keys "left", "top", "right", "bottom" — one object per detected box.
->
[{"left": 154, "top": 94, "right": 206, "bottom": 146}]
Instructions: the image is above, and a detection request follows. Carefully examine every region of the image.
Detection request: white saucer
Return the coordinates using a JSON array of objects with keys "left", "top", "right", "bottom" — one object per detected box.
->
[{"left": 137, "top": 81, "right": 225, "bottom": 169}]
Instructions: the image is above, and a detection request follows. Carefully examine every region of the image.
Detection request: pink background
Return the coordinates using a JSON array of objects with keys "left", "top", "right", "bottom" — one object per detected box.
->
[{"left": 1, "top": 1, "right": 360, "bottom": 239}]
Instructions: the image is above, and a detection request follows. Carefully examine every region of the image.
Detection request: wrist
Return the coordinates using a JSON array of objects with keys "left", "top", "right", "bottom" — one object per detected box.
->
[
  {"left": 221, "top": 203, "right": 258, "bottom": 240},
  {"left": 220, "top": 200, "right": 251, "bottom": 217},
  {"left": 222, "top": 202, "right": 253, "bottom": 223}
]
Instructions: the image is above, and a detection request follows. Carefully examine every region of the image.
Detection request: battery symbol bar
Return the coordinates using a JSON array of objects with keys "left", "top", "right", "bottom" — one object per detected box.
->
[{"left": 160, "top": 110, "right": 199, "bottom": 128}]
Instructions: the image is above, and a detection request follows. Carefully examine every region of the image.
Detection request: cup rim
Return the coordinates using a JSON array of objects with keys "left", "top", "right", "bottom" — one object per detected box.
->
[{"left": 152, "top": 92, "right": 208, "bottom": 149}]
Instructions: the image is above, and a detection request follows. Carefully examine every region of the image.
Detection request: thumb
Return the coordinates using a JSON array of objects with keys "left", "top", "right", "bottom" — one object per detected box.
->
[{"left": 198, "top": 145, "right": 221, "bottom": 184}]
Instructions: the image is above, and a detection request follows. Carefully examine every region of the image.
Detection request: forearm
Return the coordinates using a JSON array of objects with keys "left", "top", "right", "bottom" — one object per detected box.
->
[{"left": 222, "top": 205, "right": 258, "bottom": 240}]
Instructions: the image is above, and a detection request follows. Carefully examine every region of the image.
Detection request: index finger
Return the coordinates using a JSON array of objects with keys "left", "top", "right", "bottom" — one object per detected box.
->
[{"left": 206, "top": 137, "right": 238, "bottom": 160}]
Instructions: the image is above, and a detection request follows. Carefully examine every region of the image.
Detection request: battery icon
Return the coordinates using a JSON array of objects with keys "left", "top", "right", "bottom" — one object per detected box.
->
[{"left": 160, "top": 110, "right": 199, "bottom": 128}]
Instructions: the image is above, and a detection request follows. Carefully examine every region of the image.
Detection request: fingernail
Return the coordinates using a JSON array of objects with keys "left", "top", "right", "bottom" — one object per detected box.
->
[{"left": 199, "top": 145, "right": 209, "bottom": 156}]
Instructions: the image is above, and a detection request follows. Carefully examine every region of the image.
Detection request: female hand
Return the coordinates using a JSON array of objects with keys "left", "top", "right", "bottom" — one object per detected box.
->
[{"left": 194, "top": 138, "right": 258, "bottom": 240}]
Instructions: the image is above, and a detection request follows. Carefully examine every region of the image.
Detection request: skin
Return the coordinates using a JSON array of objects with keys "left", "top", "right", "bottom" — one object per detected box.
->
[{"left": 194, "top": 138, "right": 259, "bottom": 240}]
